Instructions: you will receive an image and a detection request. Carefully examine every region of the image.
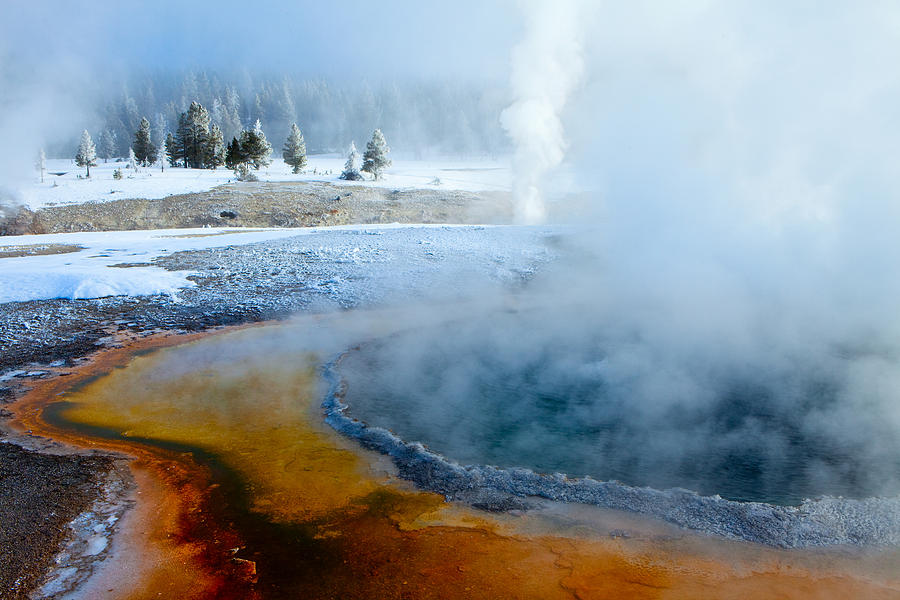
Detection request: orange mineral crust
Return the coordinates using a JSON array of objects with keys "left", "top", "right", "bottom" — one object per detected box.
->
[{"left": 10, "top": 322, "right": 900, "bottom": 599}]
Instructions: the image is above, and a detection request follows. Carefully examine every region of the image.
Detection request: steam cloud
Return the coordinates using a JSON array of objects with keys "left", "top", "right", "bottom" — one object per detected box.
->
[
  {"left": 339, "top": 3, "right": 900, "bottom": 507},
  {"left": 501, "top": 0, "right": 584, "bottom": 224}
]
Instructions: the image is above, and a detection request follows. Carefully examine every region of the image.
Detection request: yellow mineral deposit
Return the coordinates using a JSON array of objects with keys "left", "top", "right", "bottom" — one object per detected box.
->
[{"left": 11, "top": 323, "right": 900, "bottom": 599}]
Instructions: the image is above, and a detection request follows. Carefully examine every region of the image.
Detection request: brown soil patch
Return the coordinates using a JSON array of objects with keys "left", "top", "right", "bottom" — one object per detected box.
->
[
  {"left": 0, "top": 243, "right": 84, "bottom": 258},
  {"left": 14, "top": 181, "right": 515, "bottom": 235}
]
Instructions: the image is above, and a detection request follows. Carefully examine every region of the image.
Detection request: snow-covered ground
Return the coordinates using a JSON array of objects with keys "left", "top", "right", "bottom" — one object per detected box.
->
[
  {"left": 21, "top": 156, "right": 511, "bottom": 210},
  {"left": 0, "top": 228, "right": 306, "bottom": 302},
  {"left": 0, "top": 224, "right": 542, "bottom": 304}
]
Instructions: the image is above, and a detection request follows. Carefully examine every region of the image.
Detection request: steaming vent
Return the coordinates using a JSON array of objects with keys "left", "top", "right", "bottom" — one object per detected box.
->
[{"left": 339, "top": 308, "right": 900, "bottom": 508}]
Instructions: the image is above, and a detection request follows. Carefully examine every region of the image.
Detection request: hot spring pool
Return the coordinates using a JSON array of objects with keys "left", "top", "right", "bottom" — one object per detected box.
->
[{"left": 337, "top": 312, "right": 900, "bottom": 507}]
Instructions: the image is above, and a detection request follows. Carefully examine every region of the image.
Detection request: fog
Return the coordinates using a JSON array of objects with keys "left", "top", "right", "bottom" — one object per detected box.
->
[
  {"left": 4, "top": 1, "right": 900, "bottom": 504},
  {"left": 0, "top": 0, "right": 520, "bottom": 204},
  {"left": 336, "top": 2, "right": 900, "bottom": 505}
]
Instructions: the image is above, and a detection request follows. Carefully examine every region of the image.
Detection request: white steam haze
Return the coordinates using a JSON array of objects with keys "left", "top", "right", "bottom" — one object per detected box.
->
[
  {"left": 0, "top": 0, "right": 519, "bottom": 212},
  {"left": 338, "top": 2, "right": 900, "bottom": 506},
  {"left": 501, "top": 0, "right": 584, "bottom": 224},
  {"left": 3, "top": 0, "right": 900, "bottom": 507}
]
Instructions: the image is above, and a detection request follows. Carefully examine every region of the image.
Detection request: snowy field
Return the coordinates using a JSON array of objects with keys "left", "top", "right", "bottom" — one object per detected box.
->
[
  {"left": 0, "top": 228, "right": 309, "bottom": 302},
  {"left": 0, "top": 224, "right": 546, "bottom": 304},
  {"left": 21, "top": 156, "right": 511, "bottom": 210}
]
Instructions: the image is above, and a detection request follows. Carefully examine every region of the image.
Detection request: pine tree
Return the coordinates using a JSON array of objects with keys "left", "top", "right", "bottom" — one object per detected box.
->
[
  {"left": 35, "top": 148, "right": 45, "bottom": 183},
  {"left": 362, "top": 129, "right": 391, "bottom": 180},
  {"left": 225, "top": 137, "right": 244, "bottom": 170},
  {"left": 340, "top": 141, "right": 362, "bottom": 181},
  {"left": 282, "top": 123, "right": 307, "bottom": 174},
  {"left": 99, "top": 130, "right": 116, "bottom": 162},
  {"left": 174, "top": 113, "right": 190, "bottom": 167},
  {"left": 153, "top": 113, "right": 167, "bottom": 147},
  {"left": 165, "top": 132, "right": 179, "bottom": 167},
  {"left": 133, "top": 117, "right": 157, "bottom": 165},
  {"left": 174, "top": 101, "right": 211, "bottom": 168},
  {"left": 187, "top": 101, "right": 211, "bottom": 168},
  {"left": 75, "top": 130, "right": 97, "bottom": 177},
  {"left": 128, "top": 147, "right": 139, "bottom": 173},
  {"left": 205, "top": 123, "right": 226, "bottom": 169},
  {"left": 159, "top": 137, "right": 167, "bottom": 172},
  {"left": 239, "top": 119, "right": 272, "bottom": 170}
]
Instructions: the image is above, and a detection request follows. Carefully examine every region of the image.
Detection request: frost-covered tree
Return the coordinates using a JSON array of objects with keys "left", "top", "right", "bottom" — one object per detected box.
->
[
  {"left": 174, "top": 101, "right": 211, "bottom": 168},
  {"left": 205, "top": 123, "right": 226, "bottom": 169},
  {"left": 210, "top": 97, "right": 224, "bottom": 129},
  {"left": 153, "top": 113, "right": 167, "bottom": 148},
  {"left": 165, "top": 132, "right": 178, "bottom": 167},
  {"left": 282, "top": 123, "right": 307, "bottom": 174},
  {"left": 132, "top": 117, "right": 157, "bottom": 166},
  {"left": 75, "top": 130, "right": 97, "bottom": 177},
  {"left": 362, "top": 128, "right": 391, "bottom": 180},
  {"left": 239, "top": 119, "right": 272, "bottom": 169},
  {"left": 128, "top": 147, "right": 139, "bottom": 172},
  {"left": 223, "top": 87, "right": 243, "bottom": 142},
  {"left": 35, "top": 148, "right": 45, "bottom": 183},
  {"left": 340, "top": 141, "right": 362, "bottom": 181},
  {"left": 98, "top": 130, "right": 116, "bottom": 162},
  {"left": 233, "top": 162, "right": 258, "bottom": 182},
  {"left": 159, "top": 137, "right": 167, "bottom": 172},
  {"left": 173, "top": 113, "right": 190, "bottom": 166}
]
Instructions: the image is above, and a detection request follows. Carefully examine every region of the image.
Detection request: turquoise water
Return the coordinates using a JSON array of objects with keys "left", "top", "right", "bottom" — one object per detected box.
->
[{"left": 339, "top": 317, "right": 900, "bottom": 506}]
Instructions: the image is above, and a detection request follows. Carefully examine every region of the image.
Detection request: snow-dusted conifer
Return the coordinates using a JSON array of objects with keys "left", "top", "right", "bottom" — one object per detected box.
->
[
  {"left": 282, "top": 123, "right": 307, "bottom": 174},
  {"left": 165, "top": 132, "right": 178, "bottom": 167},
  {"left": 174, "top": 113, "right": 190, "bottom": 167},
  {"left": 35, "top": 148, "right": 45, "bottom": 183},
  {"left": 225, "top": 137, "right": 245, "bottom": 170},
  {"left": 99, "top": 130, "right": 116, "bottom": 162},
  {"left": 205, "top": 123, "right": 226, "bottom": 169},
  {"left": 75, "top": 130, "right": 97, "bottom": 177},
  {"left": 239, "top": 119, "right": 272, "bottom": 169},
  {"left": 362, "top": 128, "right": 391, "bottom": 180},
  {"left": 175, "top": 102, "right": 211, "bottom": 168},
  {"left": 159, "top": 137, "right": 167, "bottom": 172},
  {"left": 153, "top": 113, "right": 167, "bottom": 147},
  {"left": 133, "top": 117, "right": 157, "bottom": 165},
  {"left": 128, "top": 147, "right": 139, "bottom": 172},
  {"left": 340, "top": 141, "right": 362, "bottom": 181}
]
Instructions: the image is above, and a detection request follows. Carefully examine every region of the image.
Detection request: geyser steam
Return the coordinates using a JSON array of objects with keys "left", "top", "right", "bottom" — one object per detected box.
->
[{"left": 501, "top": 0, "right": 584, "bottom": 224}]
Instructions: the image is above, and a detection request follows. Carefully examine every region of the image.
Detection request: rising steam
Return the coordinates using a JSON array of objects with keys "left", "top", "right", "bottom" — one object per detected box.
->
[{"left": 501, "top": 0, "right": 584, "bottom": 224}]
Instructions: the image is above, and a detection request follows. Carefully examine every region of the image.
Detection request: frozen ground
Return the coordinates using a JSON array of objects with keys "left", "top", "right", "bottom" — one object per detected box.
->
[
  {"left": 21, "top": 156, "right": 511, "bottom": 210},
  {"left": 0, "top": 225, "right": 542, "bottom": 303},
  {"left": 0, "top": 225, "right": 558, "bottom": 371},
  {"left": 0, "top": 227, "right": 311, "bottom": 302}
]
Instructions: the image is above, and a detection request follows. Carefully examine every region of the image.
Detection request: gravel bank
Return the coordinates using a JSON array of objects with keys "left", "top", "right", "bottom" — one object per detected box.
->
[
  {"left": 0, "top": 443, "right": 122, "bottom": 600},
  {"left": 2, "top": 181, "right": 513, "bottom": 235}
]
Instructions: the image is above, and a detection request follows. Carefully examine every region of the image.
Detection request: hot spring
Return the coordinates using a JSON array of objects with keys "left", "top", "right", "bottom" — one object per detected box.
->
[{"left": 338, "top": 306, "right": 900, "bottom": 508}]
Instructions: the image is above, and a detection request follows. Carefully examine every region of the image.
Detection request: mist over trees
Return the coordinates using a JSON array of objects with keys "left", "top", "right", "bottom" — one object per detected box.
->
[
  {"left": 91, "top": 71, "right": 508, "bottom": 159},
  {"left": 98, "top": 130, "right": 116, "bottom": 162}
]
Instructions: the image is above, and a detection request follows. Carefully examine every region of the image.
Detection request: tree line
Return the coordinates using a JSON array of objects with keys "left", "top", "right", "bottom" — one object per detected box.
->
[
  {"left": 74, "top": 99, "right": 392, "bottom": 180},
  {"left": 87, "top": 71, "right": 507, "bottom": 160}
]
